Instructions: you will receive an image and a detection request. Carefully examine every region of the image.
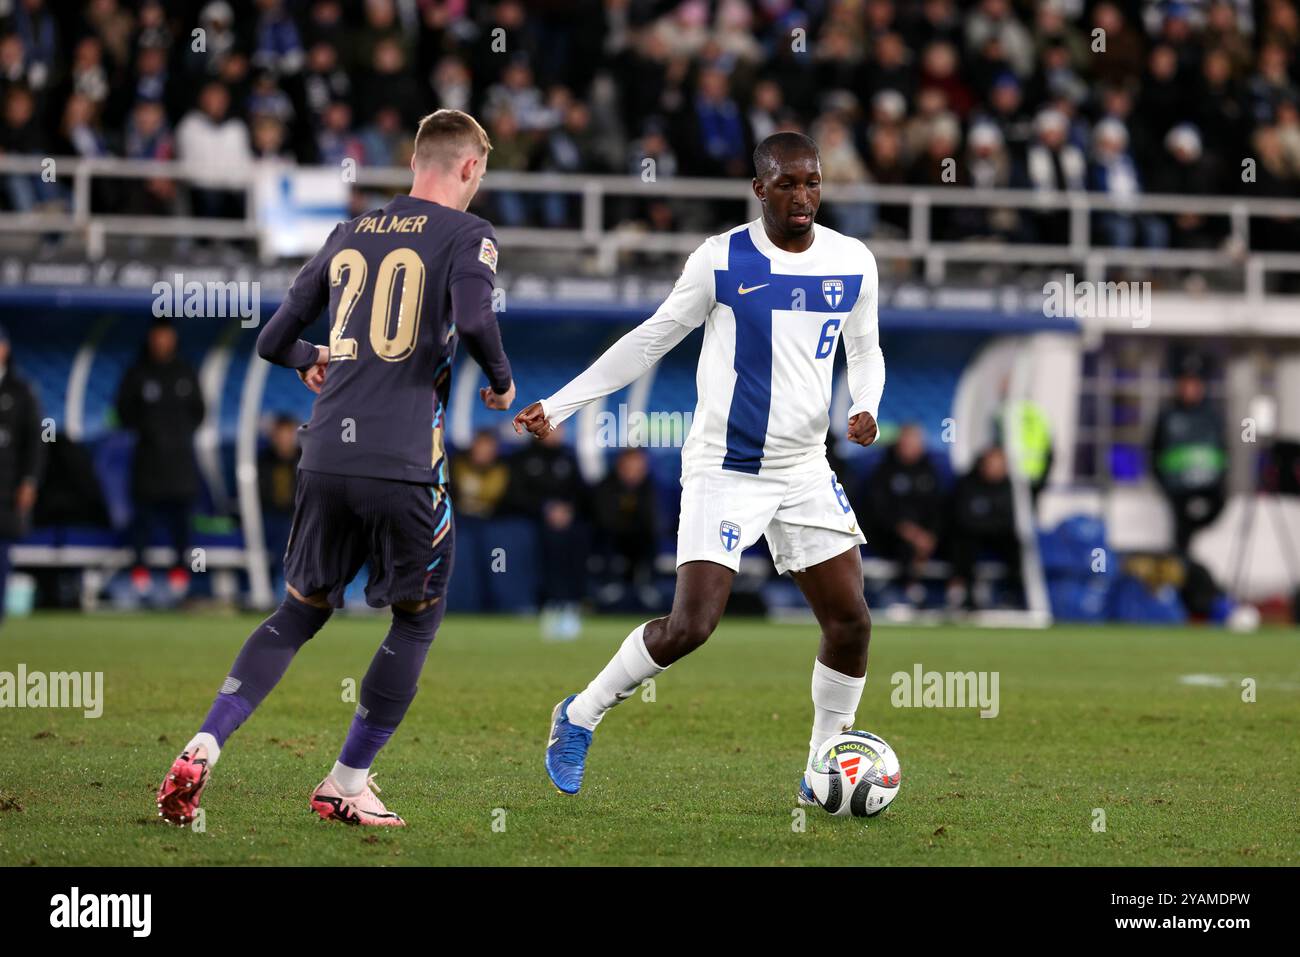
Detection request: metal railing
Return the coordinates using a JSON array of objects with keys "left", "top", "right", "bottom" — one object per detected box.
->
[{"left": 3, "top": 154, "right": 1300, "bottom": 295}]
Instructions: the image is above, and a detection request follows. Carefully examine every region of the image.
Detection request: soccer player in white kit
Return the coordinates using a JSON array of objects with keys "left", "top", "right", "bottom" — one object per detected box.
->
[{"left": 514, "top": 132, "right": 885, "bottom": 804}]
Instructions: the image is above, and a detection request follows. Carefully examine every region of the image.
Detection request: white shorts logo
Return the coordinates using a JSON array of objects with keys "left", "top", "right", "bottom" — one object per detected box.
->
[{"left": 719, "top": 521, "right": 741, "bottom": 552}]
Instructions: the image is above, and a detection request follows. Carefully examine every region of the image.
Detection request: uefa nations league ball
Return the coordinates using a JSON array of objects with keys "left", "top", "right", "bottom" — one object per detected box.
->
[{"left": 808, "top": 730, "right": 901, "bottom": 817}]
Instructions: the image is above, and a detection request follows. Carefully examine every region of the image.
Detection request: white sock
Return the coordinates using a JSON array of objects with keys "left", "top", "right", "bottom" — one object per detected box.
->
[
  {"left": 808, "top": 659, "right": 866, "bottom": 769},
  {"left": 566, "top": 622, "right": 665, "bottom": 731},
  {"left": 185, "top": 732, "right": 221, "bottom": 767},
  {"left": 331, "top": 761, "right": 369, "bottom": 796}
]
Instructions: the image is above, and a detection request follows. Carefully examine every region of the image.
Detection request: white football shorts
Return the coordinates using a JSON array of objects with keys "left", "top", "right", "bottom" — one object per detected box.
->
[{"left": 676, "top": 458, "right": 866, "bottom": 575}]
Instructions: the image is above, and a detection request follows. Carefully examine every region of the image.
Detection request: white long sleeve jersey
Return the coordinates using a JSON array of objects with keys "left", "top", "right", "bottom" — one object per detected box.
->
[{"left": 540, "top": 219, "right": 885, "bottom": 475}]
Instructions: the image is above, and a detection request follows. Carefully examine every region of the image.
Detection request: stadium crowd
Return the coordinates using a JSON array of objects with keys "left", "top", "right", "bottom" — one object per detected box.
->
[{"left": 0, "top": 0, "right": 1298, "bottom": 248}]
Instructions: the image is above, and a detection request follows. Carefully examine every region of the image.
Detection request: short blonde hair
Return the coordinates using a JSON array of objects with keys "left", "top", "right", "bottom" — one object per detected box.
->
[{"left": 413, "top": 109, "right": 492, "bottom": 170}]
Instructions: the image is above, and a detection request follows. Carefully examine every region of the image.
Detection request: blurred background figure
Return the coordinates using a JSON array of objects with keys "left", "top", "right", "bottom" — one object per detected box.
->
[
  {"left": 450, "top": 428, "right": 510, "bottom": 521},
  {"left": 114, "top": 319, "right": 205, "bottom": 602},
  {"left": 257, "top": 413, "right": 300, "bottom": 593},
  {"left": 0, "top": 323, "right": 45, "bottom": 627},
  {"left": 1151, "top": 353, "right": 1226, "bottom": 556},
  {"left": 592, "top": 447, "right": 659, "bottom": 611},
  {"left": 507, "top": 425, "right": 586, "bottom": 639},
  {"left": 994, "top": 387, "right": 1054, "bottom": 504},
  {"left": 175, "top": 81, "right": 251, "bottom": 221},
  {"left": 864, "top": 424, "right": 944, "bottom": 608},
  {"left": 948, "top": 446, "right": 1020, "bottom": 611}
]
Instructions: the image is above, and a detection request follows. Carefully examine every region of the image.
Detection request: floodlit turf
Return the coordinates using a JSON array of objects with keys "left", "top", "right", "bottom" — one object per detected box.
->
[{"left": 0, "top": 611, "right": 1297, "bottom": 866}]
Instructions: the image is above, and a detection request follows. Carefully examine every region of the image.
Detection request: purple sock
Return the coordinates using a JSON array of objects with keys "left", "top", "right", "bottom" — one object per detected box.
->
[
  {"left": 336, "top": 602, "right": 445, "bottom": 768},
  {"left": 197, "top": 596, "right": 332, "bottom": 748},
  {"left": 199, "top": 694, "right": 254, "bottom": 748},
  {"left": 338, "top": 714, "right": 396, "bottom": 770}
]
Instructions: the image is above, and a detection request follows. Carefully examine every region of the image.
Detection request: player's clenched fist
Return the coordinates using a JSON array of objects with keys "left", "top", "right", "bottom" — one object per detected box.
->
[
  {"left": 513, "top": 401, "right": 553, "bottom": 439},
  {"left": 481, "top": 379, "right": 515, "bottom": 410},
  {"left": 847, "top": 411, "right": 878, "bottom": 447},
  {"left": 297, "top": 344, "right": 330, "bottom": 394}
]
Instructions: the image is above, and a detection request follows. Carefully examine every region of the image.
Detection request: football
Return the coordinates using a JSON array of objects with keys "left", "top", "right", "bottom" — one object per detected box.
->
[{"left": 807, "top": 731, "right": 901, "bottom": 817}]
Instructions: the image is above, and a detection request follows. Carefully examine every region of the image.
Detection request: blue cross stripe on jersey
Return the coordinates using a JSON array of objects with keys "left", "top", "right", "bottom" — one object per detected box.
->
[{"left": 714, "top": 229, "right": 863, "bottom": 474}]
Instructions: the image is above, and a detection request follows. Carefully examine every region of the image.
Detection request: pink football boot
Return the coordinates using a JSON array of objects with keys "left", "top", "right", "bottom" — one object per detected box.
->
[
  {"left": 156, "top": 746, "right": 211, "bottom": 825},
  {"left": 310, "top": 774, "right": 406, "bottom": 827}
]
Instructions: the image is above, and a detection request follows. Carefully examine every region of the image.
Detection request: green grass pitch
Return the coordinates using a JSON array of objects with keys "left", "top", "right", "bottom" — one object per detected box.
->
[{"left": 1, "top": 612, "right": 1297, "bottom": 866}]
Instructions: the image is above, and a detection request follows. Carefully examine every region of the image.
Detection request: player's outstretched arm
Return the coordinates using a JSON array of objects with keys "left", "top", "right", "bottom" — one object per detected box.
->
[
  {"left": 450, "top": 272, "right": 514, "bottom": 411},
  {"left": 447, "top": 225, "right": 514, "bottom": 410},
  {"left": 513, "top": 244, "right": 713, "bottom": 439},
  {"left": 257, "top": 224, "right": 341, "bottom": 382},
  {"left": 844, "top": 245, "right": 884, "bottom": 447}
]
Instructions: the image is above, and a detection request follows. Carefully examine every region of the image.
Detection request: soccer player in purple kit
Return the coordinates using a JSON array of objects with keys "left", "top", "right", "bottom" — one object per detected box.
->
[{"left": 156, "top": 110, "right": 514, "bottom": 827}]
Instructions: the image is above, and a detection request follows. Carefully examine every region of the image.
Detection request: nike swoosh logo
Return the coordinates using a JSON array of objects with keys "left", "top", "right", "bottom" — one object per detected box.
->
[
  {"left": 849, "top": 523, "right": 857, "bottom": 533},
  {"left": 548, "top": 737, "right": 559, "bottom": 747},
  {"left": 737, "top": 283, "right": 770, "bottom": 295}
]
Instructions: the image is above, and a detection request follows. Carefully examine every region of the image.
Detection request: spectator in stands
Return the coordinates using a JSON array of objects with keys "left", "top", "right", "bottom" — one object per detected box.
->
[
  {"left": 122, "top": 99, "right": 176, "bottom": 217},
  {"left": 865, "top": 424, "right": 945, "bottom": 607},
  {"left": 123, "top": 43, "right": 170, "bottom": 120},
  {"left": 115, "top": 319, "right": 205, "bottom": 600},
  {"left": 1247, "top": 41, "right": 1297, "bottom": 126},
  {"left": 919, "top": 41, "right": 976, "bottom": 119},
  {"left": 592, "top": 448, "right": 659, "bottom": 608},
  {"left": 1088, "top": 2, "right": 1145, "bottom": 86},
  {"left": 484, "top": 57, "right": 550, "bottom": 133},
  {"left": 1150, "top": 124, "right": 1219, "bottom": 250},
  {"left": 965, "top": 0, "right": 1035, "bottom": 79},
  {"left": 257, "top": 413, "right": 299, "bottom": 589},
  {"left": 1017, "top": 107, "right": 1085, "bottom": 244},
  {"left": 506, "top": 425, "right": 587, "bottom": 638},
  {"left": 1250, "top": 124, "right": 1300, "bottom": 257},
  {"left": 0, "top": 323, "right": 45, "bottom": 629},
  {"left": 315, "top": 99, "right": 362, "bottom": 169},
  {"left": 815, "top": 113, "right": 873, "bottom": 237},
  {"left": 0, "top": 33, "right": 31, "bottom": 95},
  {"left": 908, "top": 113, "right": 968, "bottom": 239},
  {"left": 1135, "top": 44, "right": 1188, "bottom": 149},
  {"left": 1, "top": 84, "right": 55, "bottom": 213},
  {"left": 10, "top": 0, "right": 56, "bottom": 95},
  {"left": 486, "top": 108, "right": 532, "bottom": 227},
  {"left": 948, "top": 446, "right": 1021, "bottom": 611},
  {"left": 746, "top": 79, "right": 784, "bottom": 146},
  {"left": 250, "top": 113, "right": 292, "bottom": 162},
  {"left": 867, "top": 33, "right": 915, "bottom": 101},
  {"left": 683, "top": 65, "right": 749, "bottom": 178},
  {"left": 358, "top": 36, "right": 422, "bottom": 127},
  {"left": 1196, "top": 48, "right": 1247, "bottom": 190},
  {"left": 251, "top": 0, "right": 304, "bottom": 77},
  {"left": 450, "top": 429, "right": 510, "bottom": 520},
  {"left": 976, "top": 72, "right": 1033, "bottom": 157},
  {"left": 1089, "top": 117, "right": 1165, "bottom": 249},
  {"left": 431, "top": 54, "right": 473, "bottom": 115},
  {"left": 1151, "top": 353, "right": 1227, "bottom": 556},
  {"left": 85, "top": 0, "right": 134, "bottom": 76},
  {"left": 1202, "top": 1, "right": 1252, "bottom": 79},
  {"left": 68, "top": 35, "right": 109, "bottom": 108},
  {"left": 175, "top": 81, "right": 252, "bottom": 220},
  {"left": 246, "top": 69, "right": 294, "bottom": 128},
  {"left": 185, "top": 1, "right": 237, "bottom": 79},
  {"left": 135, "top": 0, "right": 172, "bottom": 51},
  {"left": 965, "top": 121, "right": 1020, "bottom": 239},
  {"left": 302, "top": 41, "right": 349, "bottom": 127},
  {"left": 358, "top": 105, "right": 409, "bottom": 169},
  {"left": 540, "top": 100, "right": 607, "bottom": 228}
]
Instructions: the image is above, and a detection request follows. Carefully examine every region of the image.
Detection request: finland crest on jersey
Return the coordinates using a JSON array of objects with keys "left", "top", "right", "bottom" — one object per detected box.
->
[{"left": 670, "top": 219, "right": 879, "bottom": 477}]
